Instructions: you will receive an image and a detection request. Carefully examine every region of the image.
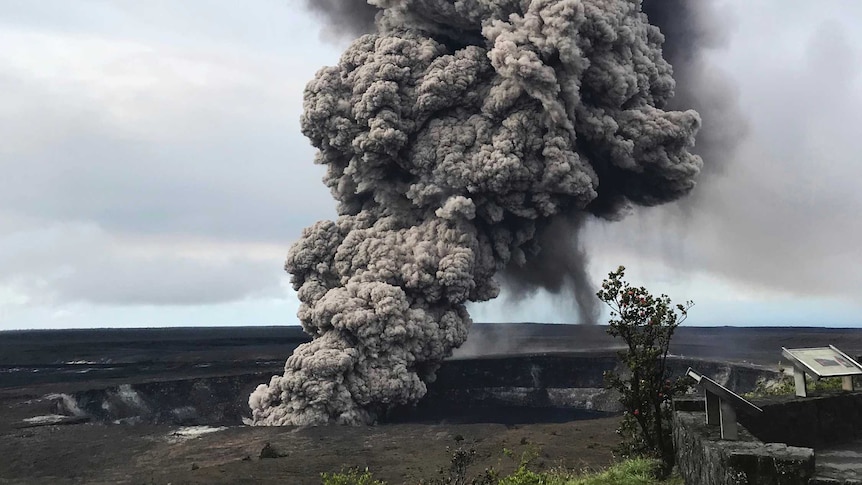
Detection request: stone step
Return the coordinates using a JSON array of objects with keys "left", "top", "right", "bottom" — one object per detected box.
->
[{"left": 808, "top": 477, "right": 862, "bottom": 485}]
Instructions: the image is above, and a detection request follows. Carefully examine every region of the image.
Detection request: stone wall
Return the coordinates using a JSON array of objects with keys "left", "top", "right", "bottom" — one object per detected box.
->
[
  {"left": 673, "top": 398, "right": 815, "bottom": 485},
  {"left": 675, "top": 392, "right": 862, "bottom": 484},
  {"left": 739, "top": 391, "right": 862, "bottom": 449}
]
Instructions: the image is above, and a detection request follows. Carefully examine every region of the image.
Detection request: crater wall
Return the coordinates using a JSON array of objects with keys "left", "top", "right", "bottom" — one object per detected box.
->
[{"left": 50, "top": 354, "right": 778, "bottom": 426}]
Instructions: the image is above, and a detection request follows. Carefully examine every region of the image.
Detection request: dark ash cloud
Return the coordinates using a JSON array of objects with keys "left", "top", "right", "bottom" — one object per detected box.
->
[{"left": 301, "top": 0, "right": 378, "bottom": 40}]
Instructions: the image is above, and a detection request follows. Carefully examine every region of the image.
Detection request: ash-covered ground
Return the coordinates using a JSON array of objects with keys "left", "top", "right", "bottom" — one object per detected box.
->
[{"left": 1, "top": 324, "right": 861, "bottom": 484}]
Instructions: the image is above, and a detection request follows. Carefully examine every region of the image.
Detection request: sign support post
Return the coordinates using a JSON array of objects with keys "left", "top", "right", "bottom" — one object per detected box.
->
[
  {"left": 719, "top": 401, "right": 738, "bottom": 440},
  {"left": 687, "top": 368, "right": 763, "bottom": 441},
  {"left": 793, "top": 369, "right": 807, "bottom": 398}
]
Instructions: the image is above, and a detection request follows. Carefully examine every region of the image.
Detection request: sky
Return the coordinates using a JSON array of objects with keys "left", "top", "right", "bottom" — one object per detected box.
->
[{"left": 1, "top": 0, "right": 860, "bottom": 330}]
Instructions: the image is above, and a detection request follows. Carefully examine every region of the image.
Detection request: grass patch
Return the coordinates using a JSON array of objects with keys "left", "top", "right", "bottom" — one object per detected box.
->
[
  {"left": 321, "top": 468, "right": 385, "bottom": 485},
  {"left": 499, "top": 458, "right": 682, "bottom": 485},
  {"left": 321, "top": 458, "right": 682, "bottom": 485}
]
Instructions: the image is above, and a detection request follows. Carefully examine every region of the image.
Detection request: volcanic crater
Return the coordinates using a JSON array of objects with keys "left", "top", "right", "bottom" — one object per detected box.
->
[{"left": 1, "top": 323, "right": 840, "bottom": 484}]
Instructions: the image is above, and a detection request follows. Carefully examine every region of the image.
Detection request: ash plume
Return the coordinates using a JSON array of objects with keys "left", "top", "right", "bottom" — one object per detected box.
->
[
  {"left": 251, "top": 0, "right": 702, "bottom": 426},
  {"left": 641, "top": 0, "right": 747, "bottom": 179},
  {"left": 301, "top": 0, "right": 378, "bottom": 40},
  {"left": 502, "top": 215, "right": 599, "bottom": 326}
]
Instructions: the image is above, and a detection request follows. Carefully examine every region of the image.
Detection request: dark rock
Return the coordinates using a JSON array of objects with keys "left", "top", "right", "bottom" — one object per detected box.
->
[{"left": 259, "top": 442, "right": 281, "bottom": 459}]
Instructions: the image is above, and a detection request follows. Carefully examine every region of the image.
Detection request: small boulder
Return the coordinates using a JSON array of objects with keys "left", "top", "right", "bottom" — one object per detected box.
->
[{"left": 259, "top": 442, "right": 282, "bottom": 459}]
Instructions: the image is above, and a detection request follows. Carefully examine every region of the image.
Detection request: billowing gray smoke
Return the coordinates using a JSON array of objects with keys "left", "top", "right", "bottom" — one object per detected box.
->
[
  {"left": 250, "top": 0, "right": 702, "bottom": 426},
  {"left": 301, "top": 0, "right": 377, "bottom": 40},
  {"left": 640, "top": 0, "right": 746, "bottom": 181}
]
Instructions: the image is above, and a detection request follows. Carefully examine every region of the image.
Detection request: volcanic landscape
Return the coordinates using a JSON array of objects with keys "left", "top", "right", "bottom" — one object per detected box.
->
[{"left": 3, "top": 324, "right": 862, "bottom": 484}]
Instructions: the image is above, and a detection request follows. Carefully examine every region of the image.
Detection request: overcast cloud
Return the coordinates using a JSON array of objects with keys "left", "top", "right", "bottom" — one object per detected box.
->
[
  {"left": 582, "top": 6, "right": 862, "bottom": 301},
  {"left": 1, "top": 0, "right": 861, "bottom": 329}
]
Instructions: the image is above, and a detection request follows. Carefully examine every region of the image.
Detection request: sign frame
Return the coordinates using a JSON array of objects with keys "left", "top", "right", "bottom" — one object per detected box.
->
[{"left": 781, "top": 345, "right": 862, "bottom": 397}]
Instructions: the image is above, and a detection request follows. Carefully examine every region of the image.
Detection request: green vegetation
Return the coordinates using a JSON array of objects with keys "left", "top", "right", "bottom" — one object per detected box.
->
[
  {"left": 320, "top": 457, "right": 681, "bottom": 485},
  {"left": 321, "top": 468, "right": 386, "bottom": 485},
  {"left": 569, "top": 459, "right": 683, "bottom": 485},
  {"left": 499, "top": 458, "right": 682, "bottom": 485},
  {"left": 422, "top": 445, "right": 498, "bottom": 485},
  {"left": 744, "top": 363, "right": 853, "bottom": 398},
  {"left": 596, "top": 266, "right": 692, "bottom": 476}
]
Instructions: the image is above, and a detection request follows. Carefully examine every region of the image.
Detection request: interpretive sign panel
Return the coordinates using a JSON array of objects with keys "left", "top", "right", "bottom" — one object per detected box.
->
[
  {"left": 781, "top": 346, "right": 862, "bottom": 378},
  {"left": 686, "top": 368, "right": 762, "bottom": 414},
  {"left": 686, "top": 367, "right": 762, "bottom": 440},
  {"left": 781, "top": 345, "right": 862, "bottom": 397}
]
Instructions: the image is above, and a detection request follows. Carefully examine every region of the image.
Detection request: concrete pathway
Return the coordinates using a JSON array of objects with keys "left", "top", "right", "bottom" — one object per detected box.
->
[{"left": 812, "top": 438, "right": 862, "bottom": 483}]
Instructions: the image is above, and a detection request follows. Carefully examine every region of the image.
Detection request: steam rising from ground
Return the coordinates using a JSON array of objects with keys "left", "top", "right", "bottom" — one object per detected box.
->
[{"left": 250, "top": 0, "right": 702, "bottom": 426}]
